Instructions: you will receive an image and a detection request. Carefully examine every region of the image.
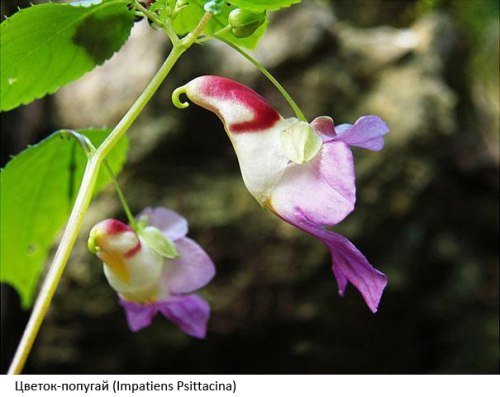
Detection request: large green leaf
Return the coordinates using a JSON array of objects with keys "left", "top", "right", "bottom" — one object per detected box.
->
[
  {"left": 172, "top": 0, "right": 267, "bottom": 49},
  {"left": 228, "top": 0, "right": 301, "bottom": 12},
  {"left": 0, "top": 129, "right": 128, "bottom": 308},
  {"left": 0, "top": 0, "right": 135, "bottom": 111}
]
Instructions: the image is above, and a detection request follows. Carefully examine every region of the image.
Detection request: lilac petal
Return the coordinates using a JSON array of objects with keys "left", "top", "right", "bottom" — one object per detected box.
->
[
  {"left": 325, "top": 231, "right": 387, "bottom": 312},
  {"left": 119, "top": 294, "right": 211, "bottom": 338},
  {"left": 270, "top": 140, "right": 356, "bottom": 227},
  {"left": 283, "top": 212, "right": 387, "bottom": 312},
  {"left": 138, "top": 207, "right": 188, "bottom": 241},
  {"left": 334, "top": 123, "right": 351, "bottom": 134},
  {"left": 119, "top": 297, "right": 156, "bottom": 332},
  {"left": 157, "top": 294, "right": 210, "bottom": 339},
  {"left": 331, "top": 263, "right": 349, "bottom": 297},
  {"left": 333, "top": 115, "right": 389, "bottom": 151},
  {"left": 162, "top": 237, "right": 216, "bottom": 294}
]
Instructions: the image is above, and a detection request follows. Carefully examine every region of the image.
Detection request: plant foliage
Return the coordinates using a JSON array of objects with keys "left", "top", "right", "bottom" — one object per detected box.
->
[
  {"left": 0, "top": 129, "right": 128, "bottom": 307},
  {"left": 0, "top": 0, "right": 135, "bottom": 111}
]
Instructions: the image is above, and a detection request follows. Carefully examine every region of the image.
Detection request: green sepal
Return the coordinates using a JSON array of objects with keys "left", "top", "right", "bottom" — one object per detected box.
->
[
  {"left": 87, "top": 229, "right": 100, "bottom": 255},
  {"left": 280, "top": 121, "right": 322, "bottom": 164},
  {"left": 137, "top": 225, "right": 179, "bottom": 259}
]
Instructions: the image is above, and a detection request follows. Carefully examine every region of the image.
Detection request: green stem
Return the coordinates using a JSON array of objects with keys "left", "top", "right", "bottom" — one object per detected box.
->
[
  {"left": 134, "top": 0, "right": 165, "bottom": 28},
  {"left": 213, "top": 34, "right": 308, "bottom": 122},
  {"left": 7, "top": 156, "right": 98, "bottom": 375},
  {"left": 60, "top": 130, "right": 136, "bottom": 228},
  {"left": 104, "top": 162, "right": 137, "bottom": 230},
  {"left": 8, "top": 12, "right": 212, "bottom": 375},
  {"left": 134, "top": 0, "right": 181, "bottom": 46}
]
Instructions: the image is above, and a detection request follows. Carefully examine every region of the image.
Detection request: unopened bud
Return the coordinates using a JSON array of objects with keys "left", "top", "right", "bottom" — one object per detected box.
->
[{"left": 228, "top": 9, "right": 266, "bottom": 38}]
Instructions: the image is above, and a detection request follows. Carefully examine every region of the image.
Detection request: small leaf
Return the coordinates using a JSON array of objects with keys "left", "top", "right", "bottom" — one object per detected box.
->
[
  {"left": 228, "top": 0, "right": 301, "bottom": 12},
  {"left": 0, "top": 0, "right": 135, "bottom": 111},
  {"left": 0, "top": 129, "right": 128, "bottom": 308},
  {"left": 137, "top": 226, "right": 179, "bottom": 259},
  {"left": 171, "top": 0, "right": 267, "bottom": 49}
]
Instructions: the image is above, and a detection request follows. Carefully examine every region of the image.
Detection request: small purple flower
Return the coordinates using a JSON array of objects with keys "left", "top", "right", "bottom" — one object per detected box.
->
[
  {"left": 174, "top": 75, "right": 389, "bottom": 312},
  {"left": 88, "top": 207, "right": 215, "bottom": 338}
]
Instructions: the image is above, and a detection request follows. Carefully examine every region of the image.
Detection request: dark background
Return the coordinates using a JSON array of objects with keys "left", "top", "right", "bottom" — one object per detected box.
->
[{"left": 1, "top": 0, "right": 498, "bottom": 374}]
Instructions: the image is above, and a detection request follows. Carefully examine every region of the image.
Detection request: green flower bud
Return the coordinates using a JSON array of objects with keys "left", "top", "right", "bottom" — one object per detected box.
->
[{"left": 228, "top": 9, "right": 266, "bottom": 38}]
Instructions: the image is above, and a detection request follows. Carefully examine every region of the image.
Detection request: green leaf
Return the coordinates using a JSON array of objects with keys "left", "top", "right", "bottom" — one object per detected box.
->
[
  {"left": 0, "top": 0, "right": 135, "bottom": 112},
  {"left": 171, "top": 0, "right": 267, "bottom": 49},
  {"left": 137, "top": 226, "right": 179, "bottom": 259},
  {"left": 0, "top": 129, "right": 128, "bottom": 308},
  {"left": 228, "top": 0, "right": 301, "bottom": 12}
]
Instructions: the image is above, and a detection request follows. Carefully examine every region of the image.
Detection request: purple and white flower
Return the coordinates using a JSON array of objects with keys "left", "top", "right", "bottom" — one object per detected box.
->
[
  {"left": 88, "top": 207, "right": 215, "bottom": 338},
  {"left": 174, "top": 75, "right": 389, "bottom": 312}
]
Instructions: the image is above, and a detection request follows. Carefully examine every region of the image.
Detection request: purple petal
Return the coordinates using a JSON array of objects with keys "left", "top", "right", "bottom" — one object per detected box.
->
[
  {"left": 270, "top": 140, "right": 356, "bottom": 227},
  {"left": 138, "top": 207, "right": 188, "bottom": 240},
  {"left": 331, "top": 264, "right": 349, "bottom": 297},
  {"left": 333, "top": 115, "right": 389, "bottom": 151},
  {"left": 119, "top": 297, "right": 156, "bottom": 332},
  {"left": 324, "top": 231, "right": 387, "bottom": 312},
  {"left": 118, "top": 294, "right": 211, "bottom": 338},
  {"left": 157, "top": 294, "right": 210, "bottom": 339},
  {"left": 281, "top": 212, "right": 387, "bottom": 313},
  {"left": 162, "top": 237, "right": 216, "bottom": 294}
]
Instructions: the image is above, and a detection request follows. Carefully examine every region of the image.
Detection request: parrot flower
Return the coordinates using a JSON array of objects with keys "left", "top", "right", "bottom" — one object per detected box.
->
[
  {"left": 88, "top": 207, "right": 215, "bottom": 338},
  {"left": 173, "top": 75, "right": 389, "bottom": 312}
]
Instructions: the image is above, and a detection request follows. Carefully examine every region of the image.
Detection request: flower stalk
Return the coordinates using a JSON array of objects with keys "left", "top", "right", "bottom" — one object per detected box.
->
[
  {"left": 8, "top": 12, "right": 213, "bottom": 375},
  {"left": 212, "top": 34, "right": 308, "bottom": 122}
]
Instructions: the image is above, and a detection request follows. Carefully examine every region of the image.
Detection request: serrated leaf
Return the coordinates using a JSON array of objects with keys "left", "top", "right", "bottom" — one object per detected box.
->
[
  {"left": 228, "top": 0, "right": 301, "bottom": 12},
  {"left": 0, "top": 129, "right": 128, "bottom": 308},
  {"left": 0, "top": 0, "right": 135, "bottom": 111},
  {"left": 171, "top": 0, "right": 267, "bottom": 49},
  {"left": 137, "top": 226, "right": 179, "bottom": 259}
]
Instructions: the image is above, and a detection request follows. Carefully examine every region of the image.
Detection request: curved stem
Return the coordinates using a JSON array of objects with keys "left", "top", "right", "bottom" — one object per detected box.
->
[
  {"left": 60, "top": 130, "right": 136, "bottom": 228},
  {"left": 213, "top": 34, "right": 308, "bottom": 122},
  {"left": 96, "top": 48, "right": 184, "bottom": 160},
  {"left": 104, "top": 162, "right": 137, "bottom": 230},
  {"left": 8, "top": 12, "right": 213, "bottom": 375}
]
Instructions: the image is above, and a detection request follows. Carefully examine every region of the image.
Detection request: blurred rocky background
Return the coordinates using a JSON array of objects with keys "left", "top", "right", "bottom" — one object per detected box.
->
[{"left": 1, "top": 0, "right": 498, "bottom": 374}]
